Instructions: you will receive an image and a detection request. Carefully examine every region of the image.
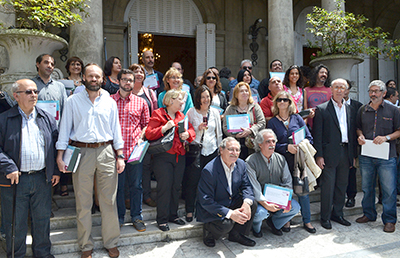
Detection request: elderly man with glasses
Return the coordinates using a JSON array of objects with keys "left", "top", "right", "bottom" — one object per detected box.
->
[{"left": 228, "top": 59, "right": 260, "bottom": 90}]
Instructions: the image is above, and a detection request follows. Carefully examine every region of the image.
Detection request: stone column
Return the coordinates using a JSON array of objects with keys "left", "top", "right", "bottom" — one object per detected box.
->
[
  {"left": 321, "top": 0, "right": 345, "bottom": 12},
  {"left": 69, "top": 0, "right": 103, "bottom": 66},
  {"left": 0, "top": 5, "right": 15, "bottom": 75},
  {"left": 268, "top": 0, "right": 294, "bottom": 69}
]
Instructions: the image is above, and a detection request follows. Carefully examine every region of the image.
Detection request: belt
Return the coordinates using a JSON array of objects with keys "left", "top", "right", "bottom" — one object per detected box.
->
[
  {"left": 340, "top": 142, "right": 348, "bottom": 147},
  {"left": 21, "top": 168, "right": 46, "bottom": 174},
  {"left": 70, "top": 140, "right": 113, "bottom": 148}
]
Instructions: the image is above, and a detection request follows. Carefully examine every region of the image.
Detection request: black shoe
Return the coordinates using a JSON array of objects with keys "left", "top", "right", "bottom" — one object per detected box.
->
[
  {"left": 266, "top": 218, "right": 283, "bottom": 236},
  {"left": 203, "top": 225, "right": 215, "bottom": 247},
  {"left": 169, "top": 218, "right": 185, "bottom": 225},
  {"left": 303, "top": 224, "right": 316, "bottom": 233},
  {"left": 345, "top": 198, "right": 355, "bottom": 207},
  {"left": 228, "top": 232, "right": 256, "bottom": 247},
  {"left": 281, "top": 226, "right": 291, "bottom": 232},
  {"left": 331, "top": 215, "right": 351, "bottom": 226},
  {"left": 158, "top": 224, "right": 170, "bottom": 231},
  {"left": 252, "top": 228, "right": 263, "bottom": 238},
  {"left": 320, "top": 219, "right": 332, "bottom": 230},
  {"left": 185, "top": 215, "right": 193, "bottom": 223}
]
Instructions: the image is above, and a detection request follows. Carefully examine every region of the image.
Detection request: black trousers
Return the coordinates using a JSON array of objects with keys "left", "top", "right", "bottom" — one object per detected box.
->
[
  {"left": 204, "top": 198, "right": 257, "bottom": 239},
  {"left": 141, "top": 152, "right": 153, "bottom": 201},
  {"left": 153, "top": 152, "right": 185, "bottom": 224},
  {"left": 346, "top": 166, "right": 357, "bottom": 199}
]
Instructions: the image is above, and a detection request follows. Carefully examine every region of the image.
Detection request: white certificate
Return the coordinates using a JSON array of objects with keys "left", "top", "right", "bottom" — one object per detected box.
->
[
  {"left": 36, "top": 100, "right": 60, "bottom": 121},
  {"left": 292, "top": 126, "right": 306, "bottom": 144},
  {"left": 269, "top": 72, "right": 285, "bottom": 81},
  {"left": 143, "top": 73, "right": 159, "bottom": 90},
  {"left": 226, "top": 114, "right": 250, "bottom": 133},
  {"left": 361, "top": 139, "right": 390, "bottom": 160},
  {"left": 263, "top": 184, "right": 293, "bottom": 211}
]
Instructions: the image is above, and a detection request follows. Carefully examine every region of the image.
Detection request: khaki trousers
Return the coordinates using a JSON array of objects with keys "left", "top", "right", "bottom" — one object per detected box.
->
[{"left": 72, "top": 144, "right": 119, "bottom": 251}]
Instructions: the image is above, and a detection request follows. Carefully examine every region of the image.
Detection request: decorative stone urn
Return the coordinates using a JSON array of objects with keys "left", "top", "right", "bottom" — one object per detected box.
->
[
  {"left": 0, "top": 29, "right": 67, "bottom": 95},
  {"left": 309, "top": 54, "right": 364, "bottom": 81}
]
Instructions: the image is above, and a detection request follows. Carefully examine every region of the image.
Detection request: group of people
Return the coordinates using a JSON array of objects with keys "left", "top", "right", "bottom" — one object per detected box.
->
[{"left": 0, "top": 52, "right": 399, "bottom": 258}]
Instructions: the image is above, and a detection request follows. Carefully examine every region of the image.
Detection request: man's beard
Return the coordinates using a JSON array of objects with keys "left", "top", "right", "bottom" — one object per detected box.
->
[{"left": 84, "top": 80, "right": 101, "bottom": 91}]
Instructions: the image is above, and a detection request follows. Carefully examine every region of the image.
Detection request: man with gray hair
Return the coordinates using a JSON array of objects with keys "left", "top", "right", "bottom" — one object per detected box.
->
[
  {"left": 197, "top": 137, "right": 256, "bottom": 247},
  {"left": 228, "top": 59, "right": 260, "bottom": 90},
  {"left": 246, "top": 129, "right": 300, "bottom": 237},
  {"left": 356, "top": 80, "right": 400, "bottom": 233}
]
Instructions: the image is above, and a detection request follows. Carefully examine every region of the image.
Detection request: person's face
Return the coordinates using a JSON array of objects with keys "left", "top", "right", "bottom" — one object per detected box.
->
[
  {"left": 243, "top": 71, "right": 251, "bottom": 84},
  {"left": 119, "top": 74, "right": 134, "bottom": 93},
  {"left": 195, "top": 76, "right": 202, "bottom": 88},
  {"left": 69, "top": 61, "right": 82, "bottom": 75},
  {"left": 331, "top": 80, "right": 347, "bottom": 103},
  {"left": 172, "top": 62, "right": 183, "bottom": 75},
  {"left": 270, "top": 61, "right": 283, "bottom": 72},
  {"left": 200, "top": 90, "right": 211, "bottom": 108},
  {"left": 259, "top": 133, "right": 276, "bottom": 159},
  {"left": 36, "top": 55, "right": 54, "bottom": 77},
  {"left": 317, "top": 68, "right": 328, "bottom": 84},
  {"left": 219, "top": 140, "right": 240, "bottom": 167},
  {"left": 237, "top": 85, "right": 250, "bottom": 104},
  {"left": 206, "top": 72, "right": 217, "bottom": 88},
  {"left": 112, "top": 58, "right": 122, "bottom": 73},
  {"left": 344, "top": 87, "right": 350, "bottom": 99},
  {"left": 289, "top": 69, "right": 299, "bottom": 85},
  {"left": 388, "top": 81, "right": 396, "bottom": 88},
  {"left": 143, "top": 51, "right": 154, "bottom": 68},
  {"left": 13, "top": 80, "right": 38, "bottom": 112},
  {"left": 368, "top": 85, "right": 385, "bottom": 104},
  {"left": 269, "top": 77, "right": 283, "bottom": 97},
  {"left": 167, "top": 74, "right": 181, "bottom": 89},
  {"left": 390, "top": 91, "right": 399, "bottom": 104},
  {"left": 276, "top": 94, "right": 291, "bottom": 111},
  {"left": 169, "top": 93, "right": 184, "bottom": 112},
  {"left": 133, "top": 67, "right": 145, "bottom": 83},
  {"left": 83, "top": 65, "right": 103, "bottom": 91},
  {"left": 241, "top": 62, "right": 252, "bottom": 72}
]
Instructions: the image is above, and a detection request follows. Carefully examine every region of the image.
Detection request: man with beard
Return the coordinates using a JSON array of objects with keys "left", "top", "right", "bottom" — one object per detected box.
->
[
  {"left": 356, "top": 80, "right": 400, "bottom": 233},
  {"left": 142, "top": 51, "right": 164, "bottom": 95},
  {"left": 258, "top": 59, "right": 283, "bottom": 99},
  {"left": 56, "top": 63, "right": 125, "bottom": 258},
  {"left": 260, "top": 76, "right": 283, "bottom": 121},
  {"left": 111, "top": 69, "right": 150, "bottom": 231},
  {"left": 32, "top": 54, "right": 67, "bottom": 117},
  {"left": 313, "top": 79, "right": 356, "bottom": 230},
  {"left": 304, "top": 64, "right": 332, "bottom": 129}
]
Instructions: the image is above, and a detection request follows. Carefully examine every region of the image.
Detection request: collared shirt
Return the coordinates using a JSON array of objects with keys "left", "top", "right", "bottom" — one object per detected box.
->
[
  {"left": 345, "top": 98, "right": 351, "bottom": 105},
  {"left": 332, "top": 98, "right": 348, "bottom": 143},
  {"left": 384, "top": 99, "right": 396, "bottom": 106},
  {"left": 221, "top": 158, "right": 253, "bottom": 219},
  {"left": 111, "top": 91, "right": 150, "bottom": 160},
  {"left": 357, "top": 100, "right": 400, "bottom": 158},
  {"left": 32, "top": 75, "right": 67, "bottom": 117},
  {"left": 56, "top": 89, "right": 124, "bottom": 151},
  {"left": 18, "top": 107, "right": 45, "bottom": 172}
]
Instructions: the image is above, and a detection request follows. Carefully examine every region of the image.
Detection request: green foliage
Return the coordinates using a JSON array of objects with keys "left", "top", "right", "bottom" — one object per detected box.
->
[
  {"left": 306, "top": 1, "right": 400, "bottom": 59},
  {"left": 0, "top": 0, "right": 90, "bottom": 31}
]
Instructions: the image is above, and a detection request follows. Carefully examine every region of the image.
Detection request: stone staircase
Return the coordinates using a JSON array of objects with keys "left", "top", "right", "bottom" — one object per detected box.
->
[{"left": 3, "top": 184, "right": 365, "bottom": 256}]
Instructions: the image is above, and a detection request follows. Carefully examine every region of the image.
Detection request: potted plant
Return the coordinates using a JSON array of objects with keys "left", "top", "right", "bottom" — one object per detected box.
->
[
  {"left": 0, "top": 0, "right": 89, "bottom": 94},
  {"left": 306, "top": 0, "right": 400, "bottom": 80}
]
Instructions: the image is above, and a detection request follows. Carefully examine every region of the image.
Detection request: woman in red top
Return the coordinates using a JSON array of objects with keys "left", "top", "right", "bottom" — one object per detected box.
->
[{"left": 146, "top": 89, "right": 196, "bottom": 231}]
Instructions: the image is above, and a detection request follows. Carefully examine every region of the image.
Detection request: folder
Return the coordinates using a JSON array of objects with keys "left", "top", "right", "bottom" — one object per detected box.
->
[
  {"left": 63, "top": 145, "right": 81, "bottom": 173},
  {"left": 128, "top": 141, "right": 150, "bottom": 164}
]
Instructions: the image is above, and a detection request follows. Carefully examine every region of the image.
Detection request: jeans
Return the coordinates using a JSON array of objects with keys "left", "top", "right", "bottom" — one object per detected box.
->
[
  {"left": 252, "top": 199, "right": 300, "bottom": 233},
  {"left": 1, "top": 171, "right": 52, "bottom": 258},
  {"left": 297, "top": 194, "right": 311, "bottom": 224},
  {"left": 117, "top": 162, "right": 143, "bottom": 224},
  {"left": 359, "top": 156, "right": 397, "bottom": 224}
]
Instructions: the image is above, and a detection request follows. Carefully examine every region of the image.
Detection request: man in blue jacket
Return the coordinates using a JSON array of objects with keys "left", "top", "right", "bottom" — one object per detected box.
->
[
  {"left": 197, "top": 137, "right": 256, "bottom": 248},
  {"left": 0, "top": 79, "right": 59, "bottom": 258}
]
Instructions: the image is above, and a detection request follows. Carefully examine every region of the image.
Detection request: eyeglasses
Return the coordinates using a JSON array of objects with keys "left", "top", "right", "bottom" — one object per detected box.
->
[
  {"left": 120, "top": 78, "right": 134, "bottom": 83},
  {"left": 265, "top": 139, "right": 277, "bottom": 144},
  {"left": 16, "top": 89, "right": 39, "bottom": 95},
  {"left": 206, "top": 76, "right": 216, "bottom": 80},
  {"left": 227, "top": 148, "right": 241, "bottom": 153},
  {"left": 170, "top": 76, "right": 182, "bottom": 80},
  {"left": 332, "top": 85, "right": 346, "bottom": 91},
  {"left": 368, "top": 89, "right": 383, "bottom": 94},
  {"left": 277, "top": 98, "right": 290, "bottom": 103},
  {"left": 243, "top": 66, "right": 252, "bottom": 70}
]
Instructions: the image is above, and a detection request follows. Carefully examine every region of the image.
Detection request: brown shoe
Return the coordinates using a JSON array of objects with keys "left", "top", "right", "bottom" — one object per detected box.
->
[
  {"left": 106, "top": 247, "right": 120, "bottom": 258},
  {"left": 355, "top": 215, "right": 375, "bottom": 223},
  {"left": 144, "top": 198, "right": 157, "bottom": 207},
  {"left": 81, "top": 250, "right": 92, "bottom": 258},
  {"left": 384, "top": 223, "right": 396, "bottom": 233}
]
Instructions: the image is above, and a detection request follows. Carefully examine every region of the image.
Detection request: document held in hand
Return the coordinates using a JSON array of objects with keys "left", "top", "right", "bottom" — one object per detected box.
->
[
  {"left": 62, "top": 145, "right": 81, "bottom": 173},
  {"left": 263, "top": 184, "right": 293, "bottom": 211},
  {"left": 128, "top": 141, "right": 150, "bottom": 164},
  {"left": 361, "top": 139, "right": 389, "bottom": 160}
]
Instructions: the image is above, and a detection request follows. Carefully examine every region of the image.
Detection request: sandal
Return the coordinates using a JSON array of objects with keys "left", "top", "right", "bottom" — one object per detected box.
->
[{"left": 60, "top": 185, "right": 69, "bottom": 196}]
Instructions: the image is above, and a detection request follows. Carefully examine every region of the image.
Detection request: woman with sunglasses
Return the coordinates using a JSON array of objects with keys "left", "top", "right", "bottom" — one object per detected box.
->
[
  {"left": 282, "top": 65, "right": 304, "bottom": 112},
  {"left": 267, "top": 91, "right": 315, "bottom": 233},
  {"left": 157, "top": 67, "right": 193, "bottom": 115},
  {"left": 223, "top": 82, "right": 266, "bottom": 160},
  {"left": 199, "top": 69, "right": 228, "bottom": 111}
]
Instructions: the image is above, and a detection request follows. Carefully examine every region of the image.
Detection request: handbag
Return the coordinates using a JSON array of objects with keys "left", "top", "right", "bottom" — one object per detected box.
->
[
  {"left": 292, "top": 148, "right": 310, "bottom": 195},
  {"left": 147, "top": 109, "right": 175, "bottom": 155}
]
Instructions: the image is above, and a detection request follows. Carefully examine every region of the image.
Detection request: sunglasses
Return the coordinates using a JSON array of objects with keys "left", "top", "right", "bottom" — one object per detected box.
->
[
  {"left": 206, "top": 76, "right": 216, "bottom": 80},
  {"left": 243, "top": 66, "right": 252, "bottom": 70},
  {"left": 16, "top": 89, "right": 39, "bottom": 95},
  {"left": 277, "top": 98, "right": 290, "bottom": 103}
]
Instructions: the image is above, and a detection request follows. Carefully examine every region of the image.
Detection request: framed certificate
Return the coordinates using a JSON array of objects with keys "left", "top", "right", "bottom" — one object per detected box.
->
[
  {"left": 143, "top": 73, "right": 160, "bottom": 90},
  {"left": 226, "top": 114, "right": 250, "bottom": 133},
  {"left": 36, "top": 100, "right": 60, "bottom": 122},
  {"left": 263, "top": 184, "right": 293, "bottom": 211},
  {"left": 292, "top": 126, "right": 306, "bottom": 145}
]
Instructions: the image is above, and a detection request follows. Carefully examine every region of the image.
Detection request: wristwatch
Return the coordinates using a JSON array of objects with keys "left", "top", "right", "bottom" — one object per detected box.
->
[
  {"left": 386, "top": 135, "right": 391, "bottom": 141},
  {"left": 117, "top": 154, "right": 125, "bottom": 159}
]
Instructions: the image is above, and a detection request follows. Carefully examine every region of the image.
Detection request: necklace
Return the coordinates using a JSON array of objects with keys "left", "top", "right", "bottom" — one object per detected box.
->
[
  {"left": 238, "top": 104, "right": 248, "bottom": 113},
  {"left": 278, "top": 115, "right": 290, "bottom": 127}
]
